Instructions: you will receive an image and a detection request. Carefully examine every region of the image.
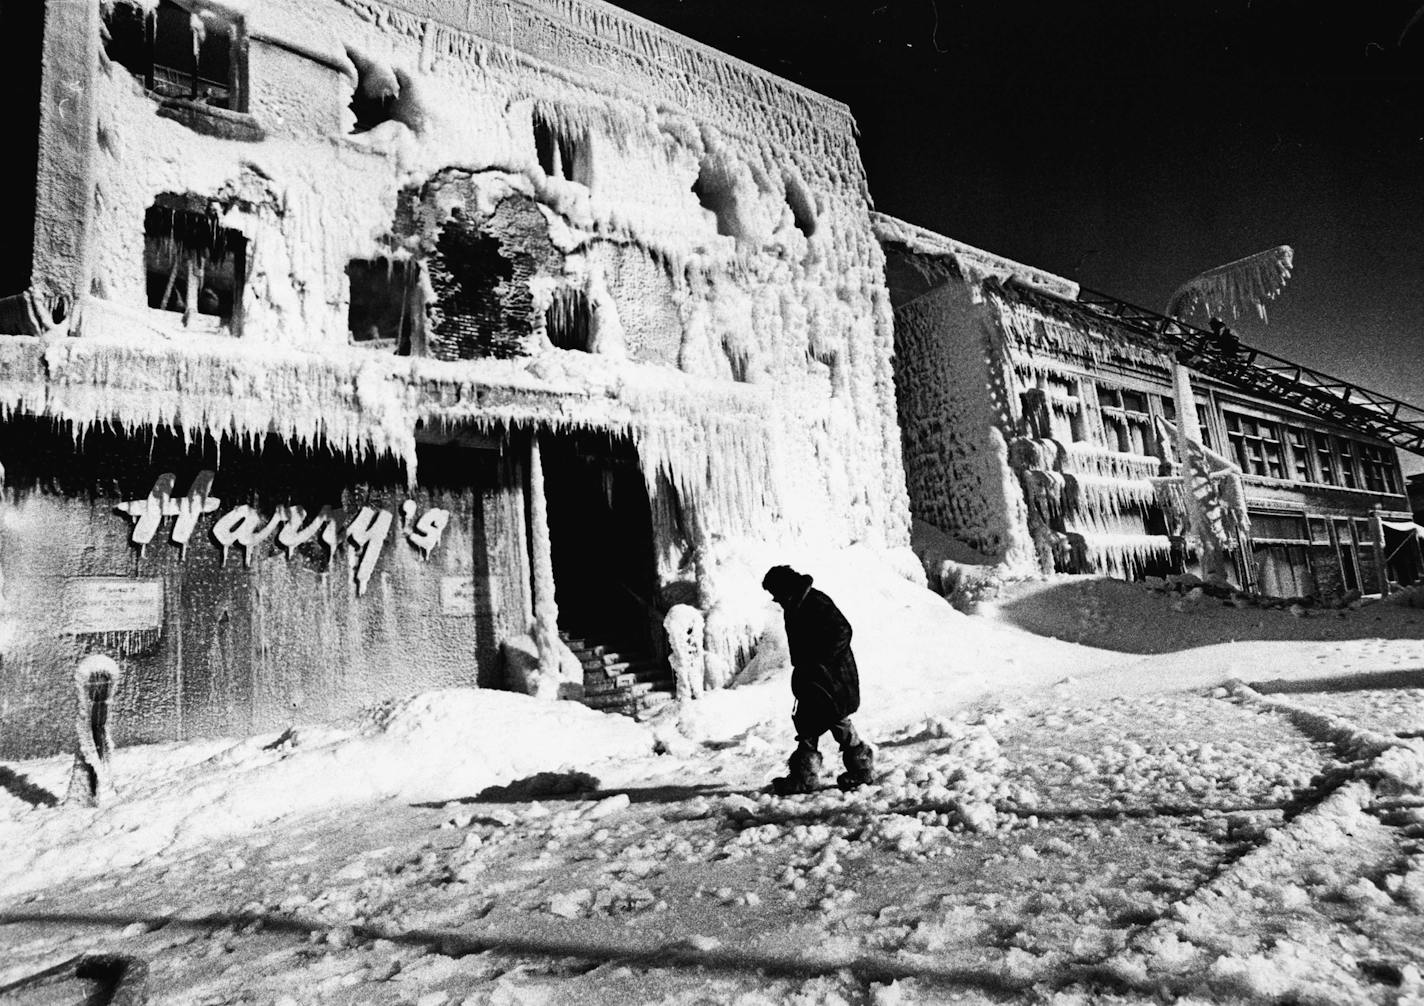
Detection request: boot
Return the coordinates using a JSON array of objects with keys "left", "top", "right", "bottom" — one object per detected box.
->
[
  {"left": 836, "top": 741, "right": 875, "bottom": 791},
  {"left": 771, "top": 748, "right": 823, "bottom": 796}
]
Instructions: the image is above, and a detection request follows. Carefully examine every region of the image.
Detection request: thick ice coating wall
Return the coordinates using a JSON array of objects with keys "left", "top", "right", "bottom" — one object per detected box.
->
[
  {"left": 71, "top": 0, "right": 907, "bottom": 540},
  {"left": 0, "top": 0, "right": 910, "bottom": 753},
  {"left": 877, "top": 214, "right": 1180, "bottom": 579},
  {"left": 876, "top": 214, "right": 1412, "bottom": 593}
]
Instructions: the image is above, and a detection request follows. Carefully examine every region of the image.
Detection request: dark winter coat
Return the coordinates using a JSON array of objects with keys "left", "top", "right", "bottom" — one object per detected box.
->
[{"left": 782, "top": 585, "right": 860, "bottom": 735}]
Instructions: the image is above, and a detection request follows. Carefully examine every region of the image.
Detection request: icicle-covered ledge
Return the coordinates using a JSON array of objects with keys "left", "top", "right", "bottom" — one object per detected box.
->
[{"left": 0, "top": 310, "right": 780, "bottom": 535}]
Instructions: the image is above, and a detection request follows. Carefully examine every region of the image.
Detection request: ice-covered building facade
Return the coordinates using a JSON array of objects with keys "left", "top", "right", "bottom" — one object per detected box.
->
[
  {"left": 0, "top": 0, "right": 909, "bottom": 756},
  {"left": 876, "top": 215, "right": 1417, "bottom": 599}
]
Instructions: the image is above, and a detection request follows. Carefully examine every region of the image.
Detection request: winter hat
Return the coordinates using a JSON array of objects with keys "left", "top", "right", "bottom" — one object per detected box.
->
[{"left": 762, "top": 565, "right": 813, "bottom": 601}]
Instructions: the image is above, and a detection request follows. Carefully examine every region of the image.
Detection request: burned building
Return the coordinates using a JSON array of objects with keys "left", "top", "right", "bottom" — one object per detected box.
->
[
  {"left": 0, "top": 0, "right": 910, "bottom": 756},
  {"left": 876, "top": 215, "right": 1424, "bottom": 599}
]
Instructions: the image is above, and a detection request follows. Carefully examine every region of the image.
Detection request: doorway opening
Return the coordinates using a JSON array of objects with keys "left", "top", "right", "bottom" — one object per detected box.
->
[
  {"left": 1334, "top": 519, "right": 1360, "bottom": 594},
  {"left": 540, "top": 433, "right": 659, "bottom": 655}
]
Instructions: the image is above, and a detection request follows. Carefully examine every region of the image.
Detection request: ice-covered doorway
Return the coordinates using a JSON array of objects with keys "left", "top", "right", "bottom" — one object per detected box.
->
[{"left": 541, "top": 433, "right": 659, "bottom": 656}]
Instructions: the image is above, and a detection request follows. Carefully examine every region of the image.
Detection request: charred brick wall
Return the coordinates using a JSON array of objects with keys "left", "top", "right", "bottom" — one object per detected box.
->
[{"left": 423, "top": 196, "right": 561, "bottom": 361}]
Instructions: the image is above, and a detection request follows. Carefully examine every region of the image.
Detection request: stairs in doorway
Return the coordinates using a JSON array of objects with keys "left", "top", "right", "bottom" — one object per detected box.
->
[{"left": 561, "top": 632, "right": 676, "bottom": 718}]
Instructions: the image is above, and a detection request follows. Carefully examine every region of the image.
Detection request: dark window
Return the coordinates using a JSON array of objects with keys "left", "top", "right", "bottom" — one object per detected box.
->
[
  {"left": 350, "top": 78, "right": 397, "bottom": 133},
  {"left": 545, "top": 288, "right": 590, "bottom": 352},
  {"left": 1286, "top": 427, "right": 1311, "bottom": 482},
  {"left": 104, "top": 0, "right": 243, "bottom": 111},
  {"left": 533, "top": 112, "right": 585, "bottom": 183},
  {"left": 144, "top": 196, "right": 246, "bottom": 328},
  {"left": 1043, "top": 375, "right": 1080, "bottom": 441},
  {"left": 1359, "top": 442, "right": 1398, "bottom": 494},
  {"left": 347, "top": 258, "right": 414, "bottom": 352},
  {"left": 1336, "top": 438, "right": 1359, "bottom": 489},
  {"left": 692, "top": 163, "right": 749, "bottom": 241},
  {"left": 1313, "top": 431, "right": 1338, "bottom": 486},
  {"left": 1098, "top": 384, "right": 1152, "bottom": 455},
  {"left": 1225, "top": 411, "right": 1284, "bottom": 478},
  {"left": 1120, "top": 390, "right": 1148, "bottom": 413},
  {"left": 1161, "top": 397, "right": 1212, "bottom": 449},
  {"left": 784, "top": 175, "right": 817, "bottom": 237}
]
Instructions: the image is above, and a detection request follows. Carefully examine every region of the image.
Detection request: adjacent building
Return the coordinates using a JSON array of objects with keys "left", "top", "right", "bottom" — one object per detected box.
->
[
  {"left": 876, "top": 214, "right": 1422, "bottom": 599},
  {"left": 0, "top": 0, "right": 910, "bottom": 756}
]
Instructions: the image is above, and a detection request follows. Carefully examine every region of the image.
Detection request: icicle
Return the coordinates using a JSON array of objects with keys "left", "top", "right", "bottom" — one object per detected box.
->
[
  {"left": 1061, "top": 443, "right": 1159, "bottom": 482},
  {"left": 189, "top": 12, "right": 206, "bottom": 66},
  {"left": 528, "top": 436, "right": 560, "bottom": 686},
  {"left": 1061, "top": 473, "right": 1156, "bottom": 518},
  {"left": 1165, "top": 246, "right": 1295, "bottom": 324},
  {"left": 1070, "top": 532, "right": 1173, "bottom": 579},
  {"left": 991, "top": 291, "right": 1172, "bottom": 371}
]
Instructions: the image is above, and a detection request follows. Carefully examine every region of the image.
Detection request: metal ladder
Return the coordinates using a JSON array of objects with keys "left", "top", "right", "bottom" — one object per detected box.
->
[{"left": 1067, "top": 285, "right": 1424, "bottom": 455}]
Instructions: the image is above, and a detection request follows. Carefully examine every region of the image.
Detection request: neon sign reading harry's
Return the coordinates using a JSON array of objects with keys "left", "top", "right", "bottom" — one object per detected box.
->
[{"left": 114, "top": 471, "right": 451, "bottom": 595}]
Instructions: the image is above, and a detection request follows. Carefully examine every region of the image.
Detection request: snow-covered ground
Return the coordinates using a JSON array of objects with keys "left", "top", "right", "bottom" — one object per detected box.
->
[{"left": 3, "top": 558, "right": 1424, "bottom": 1004}]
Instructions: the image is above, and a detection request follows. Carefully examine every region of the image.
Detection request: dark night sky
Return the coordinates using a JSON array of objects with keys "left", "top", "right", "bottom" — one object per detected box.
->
[{"left": 609, "top": 0, "right": 1424, "bottom": 468}]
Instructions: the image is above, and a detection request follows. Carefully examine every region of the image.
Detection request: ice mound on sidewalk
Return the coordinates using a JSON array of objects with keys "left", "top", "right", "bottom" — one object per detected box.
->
[{"left": 0, "top": 689, "right": 654, "bottom": 900}]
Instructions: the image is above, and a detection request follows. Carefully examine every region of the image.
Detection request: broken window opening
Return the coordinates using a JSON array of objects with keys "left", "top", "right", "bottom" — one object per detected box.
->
[
  {"left": 425, "top": 219, "right": 523, "bottom": 360},
  {"left": 546, "top": 288, "right": 591, "bottom": 352},
  {"left": 350, "top": 89, "right": 398, "bottom": 133},
  {"left": 347, "top": 257, "right": 416, "bottom": 353},
  {"left": 104, "top": 0, "right": 245, "bottom": 112},
  {"left": 346, "top": 46, "right": 400, "bottom": 133},
  {"left": 533, "top": 113, "right": 586, "bottom": 184},
  {"left": 692, "top": 165, "right": 749, "bottom": 241},
  {"left": 144, "top": 195, "right": 246, "bottom": 330},
  {"left": 784, "top": 175, "right": 818, "bottom": 237}
]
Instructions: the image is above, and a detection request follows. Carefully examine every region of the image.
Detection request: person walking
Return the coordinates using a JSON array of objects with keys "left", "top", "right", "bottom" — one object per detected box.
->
[{"left": 762, "top": 565, "right": 874, "bottom": 794}]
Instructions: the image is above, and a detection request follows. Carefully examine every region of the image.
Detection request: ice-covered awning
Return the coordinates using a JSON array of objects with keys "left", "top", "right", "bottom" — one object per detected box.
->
[
  {"left": 1382, "top": 519, "right": 1424, "bottom": 537},
  {"left": 0, "top": 306, "right": 783, "bottom": 534}
]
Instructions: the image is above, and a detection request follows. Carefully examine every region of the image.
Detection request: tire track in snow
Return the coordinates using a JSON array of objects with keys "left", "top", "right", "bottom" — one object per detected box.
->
[{"left": 1065, "top": 681, "right": 1424, "bottom": 1001}]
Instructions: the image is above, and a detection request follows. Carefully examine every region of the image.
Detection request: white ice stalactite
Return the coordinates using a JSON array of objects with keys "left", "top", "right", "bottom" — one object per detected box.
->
[
  {"left": 1061, "top": 443, "right": 1161, "bottom": 482},
  {"left": 1064, "top": 473, "right": 1157, "bottom": 517},
  {"left": 1165, "top": 246, "right": 1295, "bottom": 324},
  {"left": 585, "top": 266, "right": 627, "bottom": 359},
  {"left": 1070, "top": 533, "right": 1174, "bottom": 580},
  {"left": 528, "top": 435, "right": 560, "bottom": 688},
  {"left": 664, "top": 603, "right": 706, "bottom": 702},
  {"left": 993, "top": 293, "right": 1171, "bottom": 372},
  {"left": 1150, "top": 476, "right": 1191, "bottom": 533}
]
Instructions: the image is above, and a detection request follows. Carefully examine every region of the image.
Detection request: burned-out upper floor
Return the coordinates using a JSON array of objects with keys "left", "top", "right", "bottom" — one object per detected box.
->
[
  {"left": 6, "top": 0, "right": 869, "bottom": 349},
  {"left": 0, "top": 0, "right": 913, "bottom": 557}
]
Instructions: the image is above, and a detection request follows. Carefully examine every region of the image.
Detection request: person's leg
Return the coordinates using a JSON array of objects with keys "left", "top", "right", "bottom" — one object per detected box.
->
[
  {"left": 828, "top": 719, "right": 859, "bottom": 751},
  {"left": 831, "top": 718, "right": 874, "bottom": 789},
  {"left": 773, "top": 725, "right": 826, "bottom": 795}
]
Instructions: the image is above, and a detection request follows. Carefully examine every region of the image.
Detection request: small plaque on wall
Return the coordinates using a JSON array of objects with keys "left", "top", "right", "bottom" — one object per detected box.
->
[
  {"left": 440, "top": 575, "right": 478, "bottom": 616},
  {"left": 62, "top": 578, "right": 164, "bottom": 634}
]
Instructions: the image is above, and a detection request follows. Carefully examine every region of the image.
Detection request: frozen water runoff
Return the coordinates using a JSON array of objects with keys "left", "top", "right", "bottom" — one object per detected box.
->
[{"left": 4, "top": 547, "right": 1424, "bottom": 1005}]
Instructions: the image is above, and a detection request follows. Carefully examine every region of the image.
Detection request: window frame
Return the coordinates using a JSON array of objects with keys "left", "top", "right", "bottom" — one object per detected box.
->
[
  {"left": 104, "top": 0, "right": 248, "bottom": 114},
  {"left": 1097, "top": 383, "right": 1152, "bottom": 455},
  {"left": 1225, "top": 410, "right": 1285, "bottom": 479},
  {"left": 1358, "top": 441, "right": 1399, "bottom": 494}
]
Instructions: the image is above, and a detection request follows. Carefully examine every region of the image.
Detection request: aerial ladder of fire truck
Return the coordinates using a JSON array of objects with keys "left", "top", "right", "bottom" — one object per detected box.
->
[{"left": 1071, "top": 287, "right": 1424, "bottom": 460}]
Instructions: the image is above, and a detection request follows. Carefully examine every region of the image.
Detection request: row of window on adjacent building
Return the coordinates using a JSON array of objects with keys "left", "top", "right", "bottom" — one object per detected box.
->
[
  {"left": 1032, "top": 372, "right": 1402, "bottom": 497},
  {"left": 1224, "top": 412, "right": 1398, "bottom": 494}
]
